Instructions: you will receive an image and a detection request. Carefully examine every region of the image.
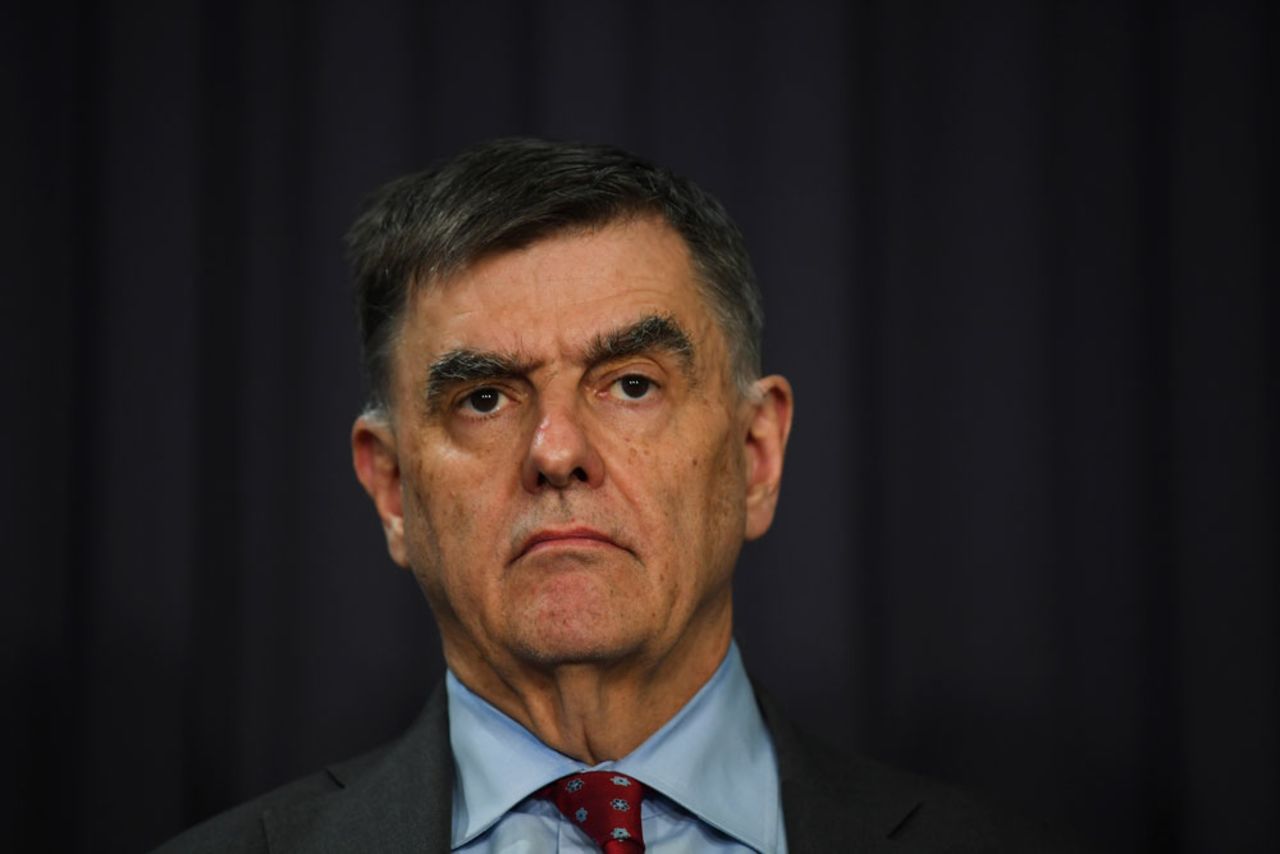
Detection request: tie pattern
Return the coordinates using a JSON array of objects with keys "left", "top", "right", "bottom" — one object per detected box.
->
[{"left": 540, "top": 770, "right": 646, "bottom": 852}]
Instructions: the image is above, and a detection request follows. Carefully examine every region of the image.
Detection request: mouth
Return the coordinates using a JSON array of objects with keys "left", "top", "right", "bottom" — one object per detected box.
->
[{"left": 513, "top": 527, "right": 626, "bottom": 562}]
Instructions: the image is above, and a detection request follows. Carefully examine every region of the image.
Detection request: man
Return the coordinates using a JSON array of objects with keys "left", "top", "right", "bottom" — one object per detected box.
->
[{"left": 157, "top": 139, "right": 1080, "bottom": 853}]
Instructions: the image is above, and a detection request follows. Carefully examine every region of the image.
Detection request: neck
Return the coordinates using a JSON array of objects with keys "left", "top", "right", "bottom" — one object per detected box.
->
[{"left": 445, "top": 608, "right": 733, "bottom": 765}]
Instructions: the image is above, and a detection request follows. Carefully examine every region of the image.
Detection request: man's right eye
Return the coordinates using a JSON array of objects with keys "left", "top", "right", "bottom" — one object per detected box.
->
[{"left": 461, "top": 387, "right": 508, "bottom": 415}]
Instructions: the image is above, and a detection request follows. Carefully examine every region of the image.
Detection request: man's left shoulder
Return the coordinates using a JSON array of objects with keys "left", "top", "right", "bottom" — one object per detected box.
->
[
  {"left": 756, "top": 689, "right": 1090, "bottom": 853},
  {"left": 840, "top": 751, "right": 1089, "bottom": 853}
]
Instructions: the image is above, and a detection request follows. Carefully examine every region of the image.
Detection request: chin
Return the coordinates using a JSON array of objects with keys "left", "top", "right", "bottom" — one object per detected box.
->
[
  {"left": 514, "top": 639, "right": 638, "bottom": 668},
  {"left": 507, "top": 600, "right": 648, "bottom": 668}
]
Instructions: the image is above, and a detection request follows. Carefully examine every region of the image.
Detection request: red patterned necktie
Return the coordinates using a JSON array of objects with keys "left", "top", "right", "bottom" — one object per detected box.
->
[{"left": 540, "top": 770, "right": 646, "bottom": 852}]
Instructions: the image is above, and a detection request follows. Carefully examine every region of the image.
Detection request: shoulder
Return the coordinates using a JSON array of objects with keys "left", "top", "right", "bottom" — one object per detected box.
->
[
  {"left": 150, "top": 748, "right": 391, "bottom": 854},
  {"left": 150, "top": 686, "right": 451, "bottom": 854},
  {"left": 755, "top": 689, "right": 1091, "bottom": 853},
  {"left": 826, "top": 748, "right": 1087, "bottom": 853}
]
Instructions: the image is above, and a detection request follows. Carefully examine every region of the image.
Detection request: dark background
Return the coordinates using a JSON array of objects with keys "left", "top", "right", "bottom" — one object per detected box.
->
[{"left": 4, "top": 1, "right": 1275, "bottom": 852}]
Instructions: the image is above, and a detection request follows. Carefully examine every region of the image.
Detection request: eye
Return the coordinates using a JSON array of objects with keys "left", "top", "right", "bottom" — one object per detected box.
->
[
  {"left": 609, "top": 374, "right": 655, "bottom": 401},
  {"left": 461, "top": 387, "right": 508, "bottom": 415}
]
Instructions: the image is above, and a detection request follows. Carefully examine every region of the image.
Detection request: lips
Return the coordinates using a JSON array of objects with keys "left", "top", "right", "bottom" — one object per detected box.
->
[{"left": 513, "top": 527, "right": 624, "bottom": 562}]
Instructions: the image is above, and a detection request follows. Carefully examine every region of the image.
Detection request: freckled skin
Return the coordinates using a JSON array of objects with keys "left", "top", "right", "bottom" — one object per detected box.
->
[
  {"left": 352, "top": 216, "right": 793, "bottom": 762},
  {"left": 394, "top": 219, "right": 745, "bottom": 671}
]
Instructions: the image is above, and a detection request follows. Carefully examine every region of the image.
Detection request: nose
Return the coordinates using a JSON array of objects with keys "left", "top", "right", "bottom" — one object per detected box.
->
[{"left": 521, "top": 397, "right": 605, "bottom": 493}]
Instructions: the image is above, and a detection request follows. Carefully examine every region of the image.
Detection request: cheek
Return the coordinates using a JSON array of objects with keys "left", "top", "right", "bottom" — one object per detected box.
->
[
  {"left": 401, "top": 476, "right": 444, "bottom": 582},
  {"left": 405, "top": 442, "right": 498, "bottom": 544},
  {"left": 646, "top": 432, "right": 744, "bottom": 568},
  {"left": 402, "top": 461, "right": 485, "bottom": 606},
  {"left": 690, "top": 431, "right": 748, "bottom": 561},
  {"left": 404, "top": 444, "right": 534, "bottom": 626}
]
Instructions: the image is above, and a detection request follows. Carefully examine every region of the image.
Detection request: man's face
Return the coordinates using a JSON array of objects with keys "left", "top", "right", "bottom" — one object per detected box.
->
[{"left": 354, "top": 217, "right": 789, "bottom": 682}]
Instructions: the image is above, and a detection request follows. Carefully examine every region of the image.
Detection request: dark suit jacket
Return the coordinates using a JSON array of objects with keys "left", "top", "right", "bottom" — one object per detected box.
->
[{"left": 153, "top": 683, "right": 1084, "bottom": 853}]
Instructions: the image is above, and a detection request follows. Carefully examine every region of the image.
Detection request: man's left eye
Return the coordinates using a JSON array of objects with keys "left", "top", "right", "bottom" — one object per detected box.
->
[{"left": 610, "top": 375, "right": 654, "bottom": 400}]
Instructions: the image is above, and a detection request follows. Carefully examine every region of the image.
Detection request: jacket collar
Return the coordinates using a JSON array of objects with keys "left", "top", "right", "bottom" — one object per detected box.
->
[
  {"left": 263, "top": 683, "right": 453, "bottom": 853},
  {"left": 755, "top": 686, "right": 924, "bottom": 852}
]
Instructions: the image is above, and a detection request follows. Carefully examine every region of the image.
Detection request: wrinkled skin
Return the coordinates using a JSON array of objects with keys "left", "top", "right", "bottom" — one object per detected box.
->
[{"left": 353, "top": 216, "right": 793, "bottom": 761}]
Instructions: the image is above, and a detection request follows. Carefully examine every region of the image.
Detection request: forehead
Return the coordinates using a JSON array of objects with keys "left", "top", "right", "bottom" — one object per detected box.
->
[{"left": 401, "top": 217, "right": 720, "bottom": 360}]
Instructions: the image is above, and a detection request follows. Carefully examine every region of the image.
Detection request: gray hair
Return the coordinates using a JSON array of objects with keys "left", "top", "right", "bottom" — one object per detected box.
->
[{"left": 346, "top": 138, "right": 763, "bottom": 415}]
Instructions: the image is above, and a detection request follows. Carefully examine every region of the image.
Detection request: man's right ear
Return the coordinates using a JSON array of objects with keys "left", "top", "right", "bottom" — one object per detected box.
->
[{"left": 351, "top": 415, "right": 409, "bottom": 567}]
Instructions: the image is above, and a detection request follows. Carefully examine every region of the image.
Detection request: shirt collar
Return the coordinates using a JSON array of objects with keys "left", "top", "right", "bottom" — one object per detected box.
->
[
  {"left": 446, "top": 642, "right": 781, "bottom": 851},
  {"left": 446, "top": 670, "right": 581, "bottom": 845},
  {"left": 611, "top": 642, "right": 782, "bottom": 851}
]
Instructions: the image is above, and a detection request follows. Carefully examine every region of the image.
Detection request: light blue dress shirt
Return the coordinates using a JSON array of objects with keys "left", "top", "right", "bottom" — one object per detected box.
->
[{"left": 447, "top": 642, "right": 788, "bottom": 853}]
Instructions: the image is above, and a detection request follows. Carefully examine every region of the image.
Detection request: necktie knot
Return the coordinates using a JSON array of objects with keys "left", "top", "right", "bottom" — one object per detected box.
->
[{"left": 540, "top": 770, "right": 646, "bottom": 852}]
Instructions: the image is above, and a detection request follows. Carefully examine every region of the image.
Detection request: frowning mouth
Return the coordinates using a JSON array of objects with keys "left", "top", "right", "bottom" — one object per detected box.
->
[{"left": 513, "top": 527, "right": 626, "bottom": 562}]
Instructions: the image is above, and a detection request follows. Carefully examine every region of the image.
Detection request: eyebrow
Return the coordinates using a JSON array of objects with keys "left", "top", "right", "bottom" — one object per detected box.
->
[
  {"left": 424, "top": 349, "right": 537, "bottom": 411},
  {"left": 581, "top": 314, "right": 696, "bottom": 377},
  {"left": 423, "top": 313, "right": 697, "bottom": 411}
]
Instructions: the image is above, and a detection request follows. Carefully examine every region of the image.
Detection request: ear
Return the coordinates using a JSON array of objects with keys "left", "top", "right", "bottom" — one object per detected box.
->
[
  {"left": 743, "top": 375, "right": 794, "bottom": 541},
  {"left": 352, "top": 414, "right": 409, "bottom": 567}
]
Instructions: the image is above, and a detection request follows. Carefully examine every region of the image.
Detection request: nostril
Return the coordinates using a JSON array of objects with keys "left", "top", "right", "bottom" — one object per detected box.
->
[{"left": 533, "top": 467, "right": 588, "bottom": 489}]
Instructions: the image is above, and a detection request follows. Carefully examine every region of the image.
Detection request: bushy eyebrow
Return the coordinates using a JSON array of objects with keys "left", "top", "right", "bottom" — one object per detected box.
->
[
  {"left": 581, "top": 314, "right": 695, "bottom": 377},
  {"left": 424, "top": 349, "right": 536, "bottom": 412},
  {"left": 423, "top": 313, "right": 696, "bottom": 413}
]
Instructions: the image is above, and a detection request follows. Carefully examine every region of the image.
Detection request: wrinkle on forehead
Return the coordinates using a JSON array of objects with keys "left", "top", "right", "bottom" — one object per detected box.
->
[
  {"left": 421, "top": 313, "right": 699, "bottom": 415},
  {"left": 396, "top": 217, "right": 729, "bottom": 406},
  {"left": 428, "top": 217, "right": 693, "bottom": 313}
]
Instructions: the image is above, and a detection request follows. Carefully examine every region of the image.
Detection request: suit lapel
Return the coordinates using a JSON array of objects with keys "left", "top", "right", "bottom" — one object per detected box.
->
[
  {"left": 756, "top": 689, "right": 923, "bottom": 853},
  {"left": 263, "top": 683, "right": 453, "bottom": 853}
]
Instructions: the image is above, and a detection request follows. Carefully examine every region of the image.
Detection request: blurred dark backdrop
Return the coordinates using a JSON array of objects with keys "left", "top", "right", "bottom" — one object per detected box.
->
[{"left": 3, "top": 1, "right": 1275, "bottom": 852}]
